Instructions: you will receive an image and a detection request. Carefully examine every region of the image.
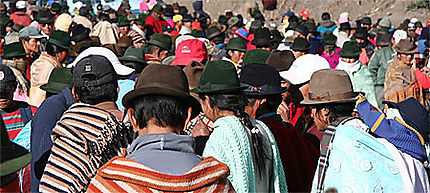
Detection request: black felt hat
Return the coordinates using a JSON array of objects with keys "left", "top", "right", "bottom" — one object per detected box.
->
[
  {"left": 240, "top": 63, "right": 286, "bottom": 96},
  {"left": 251, "top": 27, "right": 272, "bottom": 46},
  {"left": 291, "top": 37, "right": 311, "bottom": 52}
]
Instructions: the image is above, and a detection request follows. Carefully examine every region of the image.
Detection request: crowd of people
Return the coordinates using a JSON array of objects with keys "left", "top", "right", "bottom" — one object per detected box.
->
[{"left": 1, "top": 0, "right": 430, "bottom": 192}]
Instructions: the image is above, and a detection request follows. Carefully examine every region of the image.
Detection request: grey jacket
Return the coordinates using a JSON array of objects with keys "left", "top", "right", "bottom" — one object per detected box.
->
[{"left": 126, "top": 133, "right": 202, "bottom": 175}]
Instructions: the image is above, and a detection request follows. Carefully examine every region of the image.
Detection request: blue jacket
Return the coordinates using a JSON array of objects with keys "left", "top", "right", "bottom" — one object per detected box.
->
[
  {"left": 30, "top": 87, "right": 76, "bottom": 192},
  {"left": 356, "top": 98, "right": 427, "bottom": 162}
]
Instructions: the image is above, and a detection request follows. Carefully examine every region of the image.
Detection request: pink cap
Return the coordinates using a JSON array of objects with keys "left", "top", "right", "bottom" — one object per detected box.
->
[{"left": 171, "top": 39, "right": 208, "bottom": 66}]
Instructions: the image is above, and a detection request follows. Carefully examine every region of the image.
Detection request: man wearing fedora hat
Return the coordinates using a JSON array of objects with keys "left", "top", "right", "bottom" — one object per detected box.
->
[
  {"left": 223, "top": 37, "right": 247, "bottom": 69},
  {"left": 300, "top": 69, "right": 369, "bottom": 192},
  {"left": 252, "top": 27, "right": 273, "bottom": 51},
  {"left": 86, "top": 63, "right": 234, "bottom": 192},
  {"left": 144, "top": 33, "right": 172, "bottom": 65},
  {"left": 206, "top": 25, "right": 227, "bottom": 60},
  {"left": 240, "top": 63, "right": 319, "bottom": 192},
  {"left": 36, "top": 8, "right": 55, "bottom": 37},
  {"left": 321, "top": 31, "right": 341, "bottom": 69},
  {"left": 352, "top": 28, "right": 374, "bottom": 66},
  {"left": 30, "top": 30, "right": 71, "bottom": 107},
  {"left": 291, "top": 37, "right": 312, "bottom": 59},
  {"left": 145, "top": 4, "right": 169, "bottom": 34},
  {"left": 368, "top": 34, "right": 397, "bottom": 108},
  {"left": 2, "top": 41, "right": 30, "bottom": 101},
  {"left": 385, "top": 38, "right": 418, "bottom": 100},
  {"left": 118, "top": 16, "right": 145, "bottom": 48},
  {"left": 336, "top": 41, "right": 377, "bottom": 107}
]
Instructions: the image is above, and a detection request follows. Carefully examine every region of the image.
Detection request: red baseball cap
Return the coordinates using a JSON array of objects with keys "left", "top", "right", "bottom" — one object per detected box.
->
[{"left": 171, "top": 39, "right": 208, "bottom": 66}]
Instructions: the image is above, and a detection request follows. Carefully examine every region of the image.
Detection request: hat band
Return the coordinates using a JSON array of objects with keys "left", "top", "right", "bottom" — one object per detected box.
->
[
  {"left": 308, "top": 91, "right": 356, "bottom": 102},
  {"left": 2, "top": 60, "right": 27, "bottom": 73},
  {"left": 148, "top": 40, "right": 169, "bottom": 50},
  {"left": 241, "top": 83, "right": 282, "bottom": 94},
  {"left": 138, "top": 82, "right": 189, "bottom": 93},
  {"left": 199, "top": 82, "right": 241, "bottom": 92}
]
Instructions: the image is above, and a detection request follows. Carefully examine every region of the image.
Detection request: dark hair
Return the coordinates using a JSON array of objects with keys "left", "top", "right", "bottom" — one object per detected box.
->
[
  {"left": 311, "top": 102, "right": 355, "bottom": 123},
  {"left": 145, "top": 44, "right": 162, "bottom": 55},
  {"left": 211, "top": 33, "right": 225, "bottom": 45},
  {"left": 129, "top": 95, "right": 189, "bottom": 131},
  {"left": 0, "top": 81, "right": 17, "bottom": 98},
  {"left": 199, "top": 93, "right": 271, "bottom": 178},
  {"left": 46, "top": 42, "right": 67, "bottom": 56},
  {"left": 98, "top": 13, "right": 110, "bottom": 21},
  {"left": 121, "top": 61, "right": 147, "bottom": 74},
  {"left": 74, "top": 80, "right": 118, "bottom": 105},
  {"left": 247, "top": 94, "right": 283, "bottom": 113}
]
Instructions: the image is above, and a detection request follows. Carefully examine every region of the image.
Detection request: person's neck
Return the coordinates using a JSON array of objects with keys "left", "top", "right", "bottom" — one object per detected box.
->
[
  {"left": 139, "top": 124, "right": 178, "bottom": 136},
  {"left": 214, "top": 110, "right": 236, "bottom": 121}
]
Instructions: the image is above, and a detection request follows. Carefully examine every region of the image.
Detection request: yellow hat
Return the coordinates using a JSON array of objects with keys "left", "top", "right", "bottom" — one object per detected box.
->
[{"left": 173, "top": 14, "right": 183, "bottom": 23}]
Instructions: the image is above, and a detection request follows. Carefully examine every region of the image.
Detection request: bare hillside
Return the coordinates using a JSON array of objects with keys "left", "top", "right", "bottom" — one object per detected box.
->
[{"left": 166, "top": 0, "right": 429, "bottom": 26}]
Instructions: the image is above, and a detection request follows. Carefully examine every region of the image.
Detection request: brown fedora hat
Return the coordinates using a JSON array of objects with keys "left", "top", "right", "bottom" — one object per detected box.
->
[
  {"left": 301, "top": 69, "right": 359, "bottom": 105},
  {"left": 122, "top": 64, "right": 201, "bottom": 118},
  {"left": 395, "top": 38, "right": 417, "bottom": 54}
]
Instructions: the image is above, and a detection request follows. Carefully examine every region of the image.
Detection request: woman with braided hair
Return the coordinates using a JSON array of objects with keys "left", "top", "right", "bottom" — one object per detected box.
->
[{"left": 191, "top": 60, "right": 287, "bottom": 193}]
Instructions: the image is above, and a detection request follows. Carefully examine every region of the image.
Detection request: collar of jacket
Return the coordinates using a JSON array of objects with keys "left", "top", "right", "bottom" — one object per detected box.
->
[
  {"left": 127, "top": 133, "right": 196, "bottom": 156},
  {"left": 95, "top": 156, "right": 230, "bottom": 191}
]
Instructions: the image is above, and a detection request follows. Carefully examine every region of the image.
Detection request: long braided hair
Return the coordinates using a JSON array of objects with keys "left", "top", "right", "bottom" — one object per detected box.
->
[{"left": 200, "top": 93, "right": 271, "bottom": 178}]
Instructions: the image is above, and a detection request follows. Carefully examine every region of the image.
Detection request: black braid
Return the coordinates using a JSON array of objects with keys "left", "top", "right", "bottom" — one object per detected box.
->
[{"left": 206, "top": 94, "right": 271, "bottom": 179}]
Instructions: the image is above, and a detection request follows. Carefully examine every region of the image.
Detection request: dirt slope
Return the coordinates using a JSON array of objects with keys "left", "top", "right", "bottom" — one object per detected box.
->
[{"left": 166, "top": 0, "right": 429, "bottom": 26}]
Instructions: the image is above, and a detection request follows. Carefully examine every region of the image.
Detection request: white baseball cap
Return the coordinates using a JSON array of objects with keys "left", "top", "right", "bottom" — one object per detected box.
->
[
  {"left": 69, "top": 47, "right": 135, "bottom": 76},
  {"left": 393, "top": 30, "right": 407, "bottom": 44},
  {"left": 16, "top": 1, "right": 27, "bottom": 9},
  {"left": 280, "top": 54, "right": 331, "bottom": 85}
]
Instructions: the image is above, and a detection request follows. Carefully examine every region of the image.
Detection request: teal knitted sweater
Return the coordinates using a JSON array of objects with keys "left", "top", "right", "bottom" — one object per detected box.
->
[{"left": 203, "top": 116, "right": 288, "bottom": 193}]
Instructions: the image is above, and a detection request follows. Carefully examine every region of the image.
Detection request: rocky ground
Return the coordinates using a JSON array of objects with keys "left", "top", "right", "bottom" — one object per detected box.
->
[{"left": 166, "top": 0, "right": 429, "bottom": 27}]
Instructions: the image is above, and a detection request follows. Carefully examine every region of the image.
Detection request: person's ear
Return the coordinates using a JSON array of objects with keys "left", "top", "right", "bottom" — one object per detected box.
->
[
  {"left": 320, "top": 108, "right": 330, "bottom": 123},
  {"left": 71, "top": 86, "right": 79, "bottom": 102},
  {"left": 127, "top": 108, "right": 141, "bottom": 132}
]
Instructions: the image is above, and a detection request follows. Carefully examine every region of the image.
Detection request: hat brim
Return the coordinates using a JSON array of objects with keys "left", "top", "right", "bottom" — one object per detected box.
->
[
  {"left": 48, "top": 39, "right": 71, "bottom": 50},
  {"left": 191, "top": 86, "right": 247, "bottom": 95},
  {"left": 300, "top": 93, "right": 360, "bottom": 105},
  {"left": 291, "top": 44, "right": 312, "bottom": 52},
  {"left": 0, "top": 142, "right": 31, "bottom": 176},
  {"left": 226, "top": 47, "right": 247, "bottom": 52},
  {"left": 395, "top": 48, "right": 417, "bottom": 54},
  {"left": 119, "top": 56, "right": 146, "bottom": 64},
  {"left": 2, "top": 52, "right": 28, "bottom": 59},
  {"left": 37, "top": 17, "right": 55, "bottom": 24},
  {"left": 40, "top": 82, "right": 69, "bottom": 94},
  {"left": 122, "top": 86, "right": 201, "bottom": 118},
  {"left": 339, "top": 50, "right": 362, "bottom": 58},
  {"left": 251, "top": 39, "right": 271, "bottom": 46},
  {"left": 171, "top": 57, "right": 206, "bottom": 66}
]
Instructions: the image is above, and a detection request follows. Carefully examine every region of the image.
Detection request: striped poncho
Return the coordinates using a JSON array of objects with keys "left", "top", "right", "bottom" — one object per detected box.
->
[
  {"left": 39, "top": 103, "right": 132, "bottom": 192},
  {"left": 87, "top": 156, "right": 235, "bottom": 192}
]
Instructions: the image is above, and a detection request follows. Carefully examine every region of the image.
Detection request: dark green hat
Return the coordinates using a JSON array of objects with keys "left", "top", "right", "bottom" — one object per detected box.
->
[
  {"left": 2, "top": 42, "right": 27, "bottom": 59},
  {"left": 243, "top": 49, "right": 270, "bottom": 65},
  {"left": 136, "top": 14, "right": 147, "bottom": 25},
  {"left": 322, "top": 31, "right": 337, "bottom": 45},
  {"left": 191, "top": 60, "right": 245, "bottom": 94},
  {"left": 48, "top": 30, "right": 71, "bottom": 50},
  {"left": 50, "top": 2, "right": 62, "bottom": 13},
  {"left": 40, "top": 67, "right": 72, "bottom": 94},
  {"left": 118, "top": 16, "right": 130, "bottom": 27},
  {"left": 190, "top": 29, "right": 203, "bottom": 38},
  {"left": 148, "top": 33, "right": 172, "bottom": 51},
  {"left": 119, "top": 47, "right": 146, "bottom": 64},
  {"left": 225, "top": 37, "right": 247, "bottom": 52},
  {"left": 152, "top": 4, "right": 164, "bottom": 14},
  {"left": 339, "top": 41, "right": 362, "bottom": 58}
]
